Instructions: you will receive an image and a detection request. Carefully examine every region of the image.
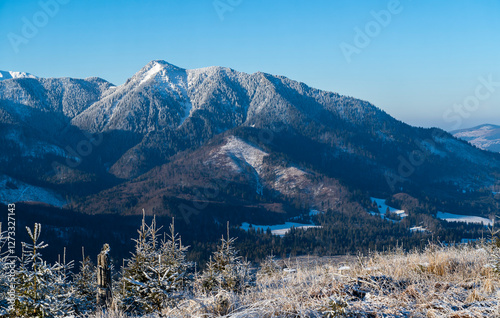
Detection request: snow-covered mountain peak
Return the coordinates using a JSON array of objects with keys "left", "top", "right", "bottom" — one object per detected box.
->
[
  {"left": 131, "top": 60, "right": 185, "bottom": 86},
  {"left": 0, "top": 70, "right": 38, "bottom": 81},
  {"left": 150, "top": 60, "right": 182, "bottom": 69}
]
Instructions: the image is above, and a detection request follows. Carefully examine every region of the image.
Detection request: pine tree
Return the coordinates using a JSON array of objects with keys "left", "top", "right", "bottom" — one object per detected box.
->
[
  {"left": 158, "top": 219, "right": 191, "bottom": 302},
  {"left": 199, "top": 224, "right": 250, "bottom": 294},
  {"left": 12, "top": 223, "right": 75, "bottom": 318},
  {"left": 118, "top": 214, "right": 191, "bottom": 314},
  {"left": 257, "top": 254, "right": 281, "bottom": 277},
  {"left": 489, "top": 227, "right": 500, "bottom": 274},
  {"left": 72, "top": 253, "right": 97, "bottom": 314}
]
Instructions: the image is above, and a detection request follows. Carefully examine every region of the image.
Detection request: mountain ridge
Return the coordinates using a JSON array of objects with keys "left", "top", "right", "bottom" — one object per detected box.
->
[
  {"left": 1, "top": 60, "right": 499, "bottom": 222},
  {"left": 451, "top": 124, "right": 500, "bottom": 153}
]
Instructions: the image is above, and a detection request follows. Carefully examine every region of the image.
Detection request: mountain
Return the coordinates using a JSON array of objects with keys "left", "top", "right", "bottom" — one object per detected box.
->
[
  {"left": 0, "top": 70, "right": 37, "bottom": 81},
  {"left": 1, "top": 61, "right": 500, "bottom": 236},
  {"left": 451, "top": 124, "right": 500, "bottom": 153},
  {"left": 0, "top": 74, "right": 116, "bottom": 200}
]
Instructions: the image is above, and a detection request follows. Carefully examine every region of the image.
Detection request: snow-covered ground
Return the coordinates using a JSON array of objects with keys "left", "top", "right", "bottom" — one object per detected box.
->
[
  {"left": 0, "top": 175, "right": 66, "bottom": 207},
  {"left": 309, "top": 209, "right": 322, "bottom": 216},
  {"left": 218, "top": 136, "right": 267, "bottom": 174},
  {"left": 240, "top": 222, "right": 321, "bottom": 237},
  {"left": 409, "top": 226, "right": 427, "bottom": 233},
  {"left": 3, "top": 128, "right": 78, "bottom": 160},
  {"left": 436, "top": 211, "right": 493, "bottom": 226},
  {"left": 212, "top": 136, "right": 267, "bottom": 195},
  {"left": 370, "top": 197, "right": 408, "bottom": 220}
]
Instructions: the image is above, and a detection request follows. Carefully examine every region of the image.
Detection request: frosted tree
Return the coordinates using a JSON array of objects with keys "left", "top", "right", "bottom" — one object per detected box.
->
[
  {"left": 257, "top": 254, "right": 281, "bottom": 278},
  {"left": 119, "top": 214, "right": 191, "bottom": 314},
  {"left": 199, "top": 224, "right": 250, "bottom": 294},
  {"left": 11, "top": 223, "right": 75, "bottom": 318},
  {"left": 72, "top": 252, "right": 97, "bottom": 314},
  {"left": 489, "top": 225, "right": 500, "bottom": 274},
  {"left": 157, "top": 219, "right": 191, "bottom": 302}
]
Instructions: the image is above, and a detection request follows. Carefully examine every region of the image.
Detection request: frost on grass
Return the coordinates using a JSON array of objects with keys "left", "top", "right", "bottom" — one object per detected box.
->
[{"left": 90, "top": 243, "right": 500, "bottom": 317}]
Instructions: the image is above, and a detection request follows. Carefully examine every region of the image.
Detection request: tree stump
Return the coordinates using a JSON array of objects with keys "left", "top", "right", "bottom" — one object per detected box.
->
[{"left": 97, "top": 243, "right": 113, "bottom": 308}]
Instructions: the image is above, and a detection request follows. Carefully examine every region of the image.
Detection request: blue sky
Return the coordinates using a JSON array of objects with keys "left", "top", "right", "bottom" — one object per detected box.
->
[{"left": 1, "top": 0, "right": 499, "bottom": 130}]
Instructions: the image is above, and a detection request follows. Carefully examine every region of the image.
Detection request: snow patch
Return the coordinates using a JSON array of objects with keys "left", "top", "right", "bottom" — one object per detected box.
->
[
  {"left": 420, "top": 140, "right": 447, "bottom": 157},
  {"left": 138, "top": 62, "right": 164, "bottom": 86},
  {"left": 338, "top": 266, "right": 351, "bottom": 272},
  {"left": 409, "top": 226, "right": 427, "bottom": 233},
  {"left": 436, "top": 211, "right": 493, "bottom": 226},
  {"left": 219, "top": 137, "right": 268, "bottom": 173},
  {"left": 216, "top": 137, "right": 268, "bottom": 195},
  {"left": 240, "top": 222, "right": 321, "bottom": 237},
  {"left": 370, "top": 197, "right": 408, "bottom": 220},
  {"left": 0, "top": 175, "right": 66, "bottom": 207}
]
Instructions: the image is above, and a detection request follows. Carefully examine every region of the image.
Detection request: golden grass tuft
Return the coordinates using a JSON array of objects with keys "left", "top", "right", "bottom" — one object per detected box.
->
[{"left": 91, "top": 243, "right": 500, "bottom": 317}]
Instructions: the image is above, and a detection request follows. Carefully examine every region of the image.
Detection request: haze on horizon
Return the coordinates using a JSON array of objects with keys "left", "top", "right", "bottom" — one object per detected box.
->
[{"left": 1, "top": 0, "right": 499, "bottom": 131}]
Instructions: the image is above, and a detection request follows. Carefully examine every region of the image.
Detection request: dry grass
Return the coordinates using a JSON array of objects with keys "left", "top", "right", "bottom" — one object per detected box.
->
[{"left": 93, "top": 244, "right": 500, "bottom": 317}]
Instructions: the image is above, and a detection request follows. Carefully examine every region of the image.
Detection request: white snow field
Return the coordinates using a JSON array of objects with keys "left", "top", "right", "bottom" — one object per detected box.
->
[
  {"left": 436, "top": 211, "right": 493, "bottom": 226},
  {"left": 240, "top": 222, "right": 321, "bottom": 236},
  {"left": 409, "top": 226, "right": 428, "bottom": 233},
  {"left": 370, "top": 197, "right": 408, "bottom": 220}
]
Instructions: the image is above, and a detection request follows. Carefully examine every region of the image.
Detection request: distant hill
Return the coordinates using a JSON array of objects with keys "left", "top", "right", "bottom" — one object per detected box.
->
[{"left": 451, "top": 124, "right": 500, "bottom": 153}]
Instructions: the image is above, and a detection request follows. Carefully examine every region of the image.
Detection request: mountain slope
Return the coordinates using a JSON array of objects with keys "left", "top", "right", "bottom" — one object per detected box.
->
[
  {"left": 76, "top": 129, "right": 349, "bottom": 217},
  {"left": 452, "top": 124, "right": 500, "bottom": 153},
  {"left": 1, "top": 61, "right": 500, "bottom": 219},
  {"left": 70, "top": 60, "right": 500, "bottom": 186},
  {"left": 0, "top": 75, "right": 117, "bottom": 199}
]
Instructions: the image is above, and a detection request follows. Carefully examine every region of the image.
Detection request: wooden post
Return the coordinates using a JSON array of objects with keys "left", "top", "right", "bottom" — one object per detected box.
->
[{"left": 97, "top": 243, "right": 113, "bottom": 308}]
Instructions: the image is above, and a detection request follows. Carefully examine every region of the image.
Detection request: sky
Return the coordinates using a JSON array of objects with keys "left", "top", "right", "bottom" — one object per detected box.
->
[{"left": 1, "top": 0, "right": 499, "bottom": 131}]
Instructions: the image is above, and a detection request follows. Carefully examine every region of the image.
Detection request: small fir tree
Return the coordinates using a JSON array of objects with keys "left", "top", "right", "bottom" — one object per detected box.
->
[
  {"left": 12, "top": 223, "right": 75, "bottom": 318},
  {"left": 72, "top": 253, "right": 97, "bottom": 314},
  {"left": 119, "top": 214, "right": 191, "bottom": 314},
  {"left": 199, "top": 224, "right": 250, "bottom": 294},
  {"left": 257, "top": 254, "right": 281, "bottom": 277}
]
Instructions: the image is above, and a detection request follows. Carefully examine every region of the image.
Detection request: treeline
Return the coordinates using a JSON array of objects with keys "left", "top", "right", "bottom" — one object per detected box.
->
[
  {"left": 232, "top": 202, "right": 488, "bottom": 261},
  {"left": 0, "top": 217, "right": 251, "bottom": 317},
  {"left": 0, "top": 202, "right": 488, "bottom": 268}
]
